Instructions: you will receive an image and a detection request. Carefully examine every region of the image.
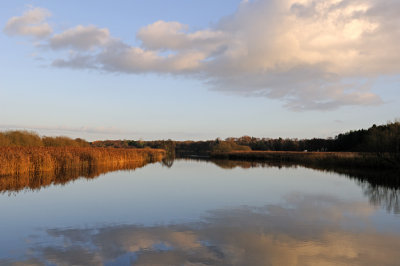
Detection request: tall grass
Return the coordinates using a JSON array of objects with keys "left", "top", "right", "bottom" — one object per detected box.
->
[
  {"left": 0, "top": 130, "right": 90, "bottom": 147},
  {"left": 0, "top": 147, "right": 165, "bottom": 177}
]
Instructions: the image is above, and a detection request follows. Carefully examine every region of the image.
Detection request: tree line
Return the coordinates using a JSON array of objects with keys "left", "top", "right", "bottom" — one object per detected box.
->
[
  {"left": 2, "top": 121, "right": 399, "bottom": 154},
  {"left": 91, "top": 121, "right": 400, "bottom": 154}
]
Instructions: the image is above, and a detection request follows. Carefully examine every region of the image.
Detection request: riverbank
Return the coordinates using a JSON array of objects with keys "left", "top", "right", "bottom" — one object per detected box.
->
[
  {"left": 0, "top": 147, "right": 165, "bottom": 177},
  {"left": 210, "top": 151, "right": 400, "bottom": 169}
]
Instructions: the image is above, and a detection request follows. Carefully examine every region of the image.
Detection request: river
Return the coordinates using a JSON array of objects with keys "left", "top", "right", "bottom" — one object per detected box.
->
[{"left": 0, "top": 159, "right": 399, "bottom": 265}]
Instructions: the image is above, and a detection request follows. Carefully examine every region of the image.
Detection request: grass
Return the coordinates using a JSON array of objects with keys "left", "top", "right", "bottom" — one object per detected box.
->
[{"left": 0, "top": 147, "right": 165, "bottom": 177}]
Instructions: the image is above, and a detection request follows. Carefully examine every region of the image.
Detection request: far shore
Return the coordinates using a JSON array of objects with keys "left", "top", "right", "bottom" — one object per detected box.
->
[{"left": 210, "top": 150, "right": 400, "bottom": 170}]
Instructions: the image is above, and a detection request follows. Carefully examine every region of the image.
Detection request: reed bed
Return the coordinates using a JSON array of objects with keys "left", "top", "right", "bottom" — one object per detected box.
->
[
  {"left": 211, "top": 151, "right": 400, "bottom": 169},
  {"left": 0, "top": 147, "right": 165, "bottom": 177}
]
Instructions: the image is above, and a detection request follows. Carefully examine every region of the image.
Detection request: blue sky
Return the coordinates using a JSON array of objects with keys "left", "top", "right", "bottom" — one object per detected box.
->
[{"left": 1, "top": 0, "right": 399, "bottom": 141}]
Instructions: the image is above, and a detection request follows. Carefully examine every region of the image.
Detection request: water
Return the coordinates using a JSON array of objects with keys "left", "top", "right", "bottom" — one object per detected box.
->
[{"left": 0, "top": 159, "right": 399, "bottom": 265}]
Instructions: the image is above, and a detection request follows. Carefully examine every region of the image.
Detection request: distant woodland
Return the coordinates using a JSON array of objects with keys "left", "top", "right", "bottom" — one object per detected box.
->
[
  {"left": 91, "top": 121, "right": 400, "bottom": 155},
  {"left": 1, "top": 121, "right": 399, "bottom": 155}
]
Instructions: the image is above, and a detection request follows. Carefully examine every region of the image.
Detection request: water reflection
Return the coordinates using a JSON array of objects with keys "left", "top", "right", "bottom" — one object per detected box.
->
[
  {"left": 1, "top": 157, "right": 399, "bottom": 215},
  {"left": 3, "top": 194, "right": 399, "bottom": 265},
  {"left": 207, "top": 159, "right": 400, "bottom": 214},
  {"left": 361, "top": 183, "right": 400, "bottom": 213},
  {"left": 0, "top": 160, "right": 158, "bottom": 194},
  {"left": 161, "top": 156, "right": 175, "bottom": 168}
]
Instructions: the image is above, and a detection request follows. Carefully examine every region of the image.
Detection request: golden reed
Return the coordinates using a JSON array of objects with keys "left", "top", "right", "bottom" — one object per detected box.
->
[{"left": 0, "top": 147, "right": 165, "bottom": 177}]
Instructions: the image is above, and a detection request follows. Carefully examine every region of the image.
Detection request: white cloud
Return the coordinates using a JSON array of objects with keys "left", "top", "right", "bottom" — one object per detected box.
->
[
  {"left": 53, "top": 40, "right": 207, "bottom": 74},
  {"left": 5, "top": 0, "right": 400, "bottom": 110},
  {"left": 137, "top": 20, "right": 228, "bottom": 52},
  {"left": 50, "top": 25, "right": 111, "bottom": 50},
  {"left": 3, "top": 7, "right": 52, "bottom": 38},
  {"left": 99, "top": 45, "right": 207, "bottom": 74}
]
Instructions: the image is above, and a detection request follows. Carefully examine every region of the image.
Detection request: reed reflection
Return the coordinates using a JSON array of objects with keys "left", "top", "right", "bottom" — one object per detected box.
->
[
  {"left": 4, "top": 194, "right": 399, "bottom": 266},
  {"left": 2, "top": 157, "right": 399, "bottom": 215},
  {"left": 0, "top": 160, "right": 158, "bottom": 194}
]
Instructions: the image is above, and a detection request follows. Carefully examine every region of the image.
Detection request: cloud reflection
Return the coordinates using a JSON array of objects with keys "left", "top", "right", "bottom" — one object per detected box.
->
[
  {"left": 4, "top": 194, "right": 400, "bottom": 265},
  {"left": 208, "top": 159, "right": 400, "bottom": 214}
]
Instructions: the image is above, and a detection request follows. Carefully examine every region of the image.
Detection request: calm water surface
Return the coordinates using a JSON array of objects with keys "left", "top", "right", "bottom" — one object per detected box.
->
[{"left": 0, "top": 159, "right": 399, "bottom": 265}]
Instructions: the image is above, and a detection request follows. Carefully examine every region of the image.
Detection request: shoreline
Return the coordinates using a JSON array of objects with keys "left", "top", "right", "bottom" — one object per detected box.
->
[{"left": 210, "top": 151, "right": 400, "bottom": 170}]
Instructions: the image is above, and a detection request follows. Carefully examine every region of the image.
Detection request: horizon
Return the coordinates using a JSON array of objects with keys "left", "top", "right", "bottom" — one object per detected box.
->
[
  {"left": 2, "top": 0, "right": 400, "bottom": 141},
  {"left": 1, "top": 120, "right": 398, "bottom": 143}
]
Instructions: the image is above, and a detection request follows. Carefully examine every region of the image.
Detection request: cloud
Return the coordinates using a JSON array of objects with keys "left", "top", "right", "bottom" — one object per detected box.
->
[
  {"left": 3, "top": 7, "right": 52, "bottom": 38},
  {"left": 5, "top": 1, "right": 400, "bottom": 110},
  {"left": 137, "top": 20, "right": 228, "bottom": 52},
  {"left": 52, "top": 53, "right": 98, "bottom": 69},
  {"left": 98, "top": 44, "right": 207, "bottom": 74},
  {"left": 50, "top": 25, "right": 111, "bottom": 50},
  {"left": 0, "top": 123, "right": 126, "bottom": 135}
]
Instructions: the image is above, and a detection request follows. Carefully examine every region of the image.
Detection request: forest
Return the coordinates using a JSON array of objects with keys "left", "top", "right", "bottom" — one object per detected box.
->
[{"left": 91, "top": 121, "right": 400, "bottom": 155}]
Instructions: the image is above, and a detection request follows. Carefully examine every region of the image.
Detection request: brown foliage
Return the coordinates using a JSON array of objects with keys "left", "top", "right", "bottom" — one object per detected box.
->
[
  {"left": 42, "top": 136, "right": 90, "bottom": 147},
  {"left": 211, "top": 141, "right": 251, "bottom": 153},
  {"left": 0, "top": 130, "right": 90, "bottom": 147},
  {"left": 0, "top": 130, "right": 43, "bottom": 146},
  {"left": 0, "top": 147, "right": 165, "bottom": 177}
]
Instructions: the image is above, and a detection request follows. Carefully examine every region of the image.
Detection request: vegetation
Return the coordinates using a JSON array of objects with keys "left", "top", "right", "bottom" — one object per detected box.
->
[
  {"left": 1, "top": 121, "right": 399, "bottom": 176},
  {"left": 226, "top": 121, "right": 400, "bottom": 153},
  {"left": 0, "top": 130, "right": 90, "bottom": 147},
  {"left": 91, "top": 121, "right": 400, "bottom": 156},
  {"left": 210, "top": 151, "right": 399, "bottom": 169},
  {"left": 0, "top": 146, "right": 165, "bottom": 177},
  {"left": 92, "top": 139, "right": 178, "bottom": 156},
  {"left": 92, "top": 139, "right": 251, "bottom": 156},
  {"left": 208, "top": 139, "right": 251, "bottom": 153}
]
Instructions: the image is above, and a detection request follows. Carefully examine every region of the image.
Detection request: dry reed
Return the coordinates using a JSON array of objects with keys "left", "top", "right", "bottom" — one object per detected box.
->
[{"left": 0, "top": 147, "right": 165, "bottom": 177}]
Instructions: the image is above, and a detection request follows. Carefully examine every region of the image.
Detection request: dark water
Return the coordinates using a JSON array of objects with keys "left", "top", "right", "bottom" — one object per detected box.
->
[{"left": 0, "top": 159, "right": 399, "bottom": 265}]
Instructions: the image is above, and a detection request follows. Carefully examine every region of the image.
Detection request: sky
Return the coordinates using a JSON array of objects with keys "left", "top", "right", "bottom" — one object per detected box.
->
[{"left": 1, "top": 0, "right": 399, "bottom": 141}]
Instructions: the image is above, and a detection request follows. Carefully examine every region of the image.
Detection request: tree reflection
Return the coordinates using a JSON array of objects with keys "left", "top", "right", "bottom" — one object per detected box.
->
[
  {"left": 205, "top": 158, "right": 400, "bottom": 214},
  {"left": 161, "top": 156, "right": 175, "bottom": 168},
  {"left": 1, "top": 156, "right": 399, "bottom": 214},
  {"left": 360, "top": 183, "right": 400, "bottom": 214}
]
